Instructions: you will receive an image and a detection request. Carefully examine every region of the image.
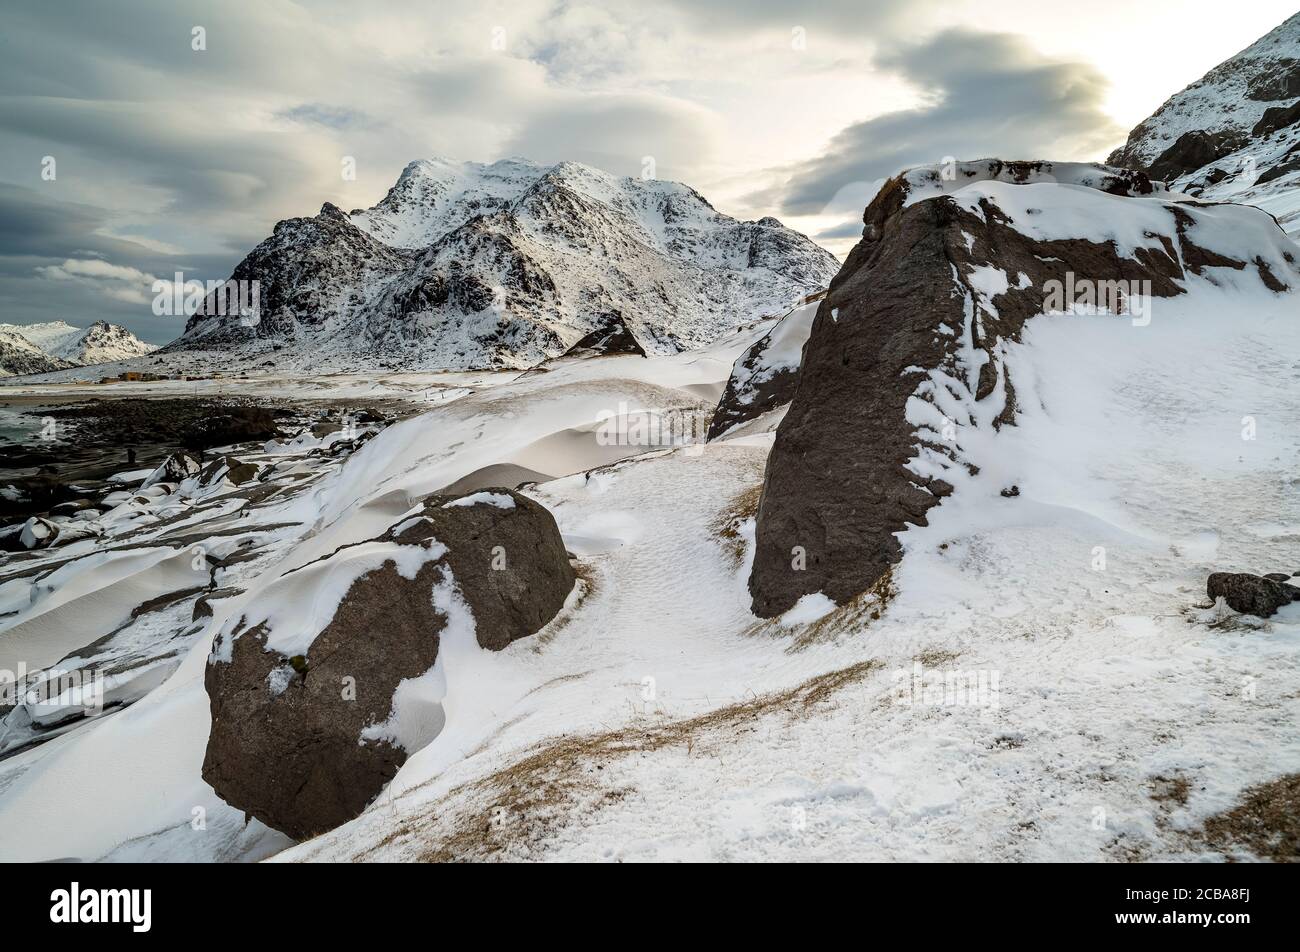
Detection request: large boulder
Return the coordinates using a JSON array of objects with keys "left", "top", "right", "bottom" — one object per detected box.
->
[
  {"left": 198, "top": 455, "right": 259, "bottom": 486},
  {"left": 748, "top": 159, "right": 1299, "bottom": 617},
  {"left": 1252, "top": 100, "right": 1300, "bottom": 137},
  {"left": 201, "top": 488, "right": 575, "bottom": 839},
  {"left": 1208, "top": 572, "right": 1300, "bottom": 618}
]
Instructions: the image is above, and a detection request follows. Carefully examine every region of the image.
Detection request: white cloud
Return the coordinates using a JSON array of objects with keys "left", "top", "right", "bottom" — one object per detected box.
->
[{"left": 35, "top": 257, "right": 159, "bottom": 306}]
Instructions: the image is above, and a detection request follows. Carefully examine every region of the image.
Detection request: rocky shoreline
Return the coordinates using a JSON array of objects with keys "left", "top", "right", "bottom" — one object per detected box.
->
[{"left": 0, "top": 395, "right": 398, "bottom": 534}]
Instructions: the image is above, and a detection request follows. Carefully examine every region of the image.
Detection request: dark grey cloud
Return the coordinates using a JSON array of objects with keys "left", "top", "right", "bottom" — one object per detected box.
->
[
  {"left": 0, "top": 186, "right": 238, "bottom": 342},
  {"left": 755, "top": 28, "right": 1121, "bottom": 220},
  {"left": 813, "top": 220, "right": 869, "bottom": 241}
]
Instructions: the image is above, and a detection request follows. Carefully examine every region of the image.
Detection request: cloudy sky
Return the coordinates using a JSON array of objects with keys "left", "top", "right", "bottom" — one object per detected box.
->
[{"left": 2, "top": 0, "right": 1296, "bottom": 342}]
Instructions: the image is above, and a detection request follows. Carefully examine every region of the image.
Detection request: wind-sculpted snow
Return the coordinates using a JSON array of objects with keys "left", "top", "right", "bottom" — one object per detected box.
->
[
  {"left": 2, "top": 294, "right": 1300, "bottom": 860},
  {"left": 168, "top": 158, "right": 839, "bottom": 372}
]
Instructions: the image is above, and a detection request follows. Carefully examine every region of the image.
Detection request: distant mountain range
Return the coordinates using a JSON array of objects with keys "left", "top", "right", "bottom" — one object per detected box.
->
[
  {"left": 0, "top": 321, "right": 156, "bottom": 377},
  {"left": 159, "top": 157, "right": 840, "bottom": 371}
]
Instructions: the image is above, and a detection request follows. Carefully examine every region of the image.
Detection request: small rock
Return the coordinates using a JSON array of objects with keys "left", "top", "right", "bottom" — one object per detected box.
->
[
  {"left": 19, "top": 517, "right": 58, "bottom": 550},
  {"left": 142, "top": 452, "right": 202, "bottom": 489},
  {"left": 1207, "top": 572, "right": 1300, "bottom": 618}
]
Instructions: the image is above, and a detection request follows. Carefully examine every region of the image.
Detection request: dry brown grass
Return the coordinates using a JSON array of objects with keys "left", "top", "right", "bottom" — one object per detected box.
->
[
  {"left": 1194, "top": 774, "right": 1300, "bottom": 862},
  {"left": 1148, "top": 774, "right": 1192, "bottom": 808},
  {"left": 915, "top": 647, "right": 961, "bottom": 668},
  {"left": 360, "top": 656, "right": 883, "bottom": 862},
  {"left": 708, "top": 483, "right": 763, "bottom": 570},
  {"left": 782, "top": 567, "right": 898, "bottom": 649}
]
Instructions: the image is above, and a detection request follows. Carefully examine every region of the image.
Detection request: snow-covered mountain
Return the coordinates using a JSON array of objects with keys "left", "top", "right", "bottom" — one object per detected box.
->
[
  {"left": 1108, "top": 12, "right": 1300, "bottom": 236},
  {"left": 0, "top": 329, "right": 74, "bottom": 377},
  {"left": 0, "top": 320, "right": 156, "bottom": 371},
  {"left": 166, "top": 158, "right": 840, "bottom": 370}
]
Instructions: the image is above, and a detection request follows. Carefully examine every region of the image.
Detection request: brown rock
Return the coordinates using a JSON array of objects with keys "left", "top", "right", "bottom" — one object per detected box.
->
[
  {"left": 1208, "top": 572, "right": 1300, "bottom": 617},
  {"left": 201, "top": 488, "right": 574, "bottom": 839}
]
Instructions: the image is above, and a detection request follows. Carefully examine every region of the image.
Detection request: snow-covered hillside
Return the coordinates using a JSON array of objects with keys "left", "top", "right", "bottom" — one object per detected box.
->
[
  {"left": 0, "top": 320, "right": 156, "bottom": 371},
  {"left": 1172, "top": 115, "right": 1300, "bottom": 239},
  {"left": 1108, "top": 12, "right": 1300, "bottom": 169},
  {"left": 0, "top": 155, "right": 1296, "bottom": 862},
  {"left": 162, "top": 158, "right": 840, "bottom": 372},
  {"left": 0, "top": 329, "right": 73, "bottom": 377},
  {"left": 1105, "top": 12, "right": 1300, "bottom": 239}
]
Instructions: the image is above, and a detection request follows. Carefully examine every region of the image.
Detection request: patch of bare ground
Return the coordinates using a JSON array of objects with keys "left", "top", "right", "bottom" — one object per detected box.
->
[
  {"left": 1149, "top": 774, "right": 1192, "bottom": 809},
  {"left": 708, "top": 483, "right": 762, "bottom": 570},
  {"left": 1192, "top": 774, "right": 1300, "bottom": 862},
  {"left": 357, "top": 658, "right": 883, "bottom": 862}
]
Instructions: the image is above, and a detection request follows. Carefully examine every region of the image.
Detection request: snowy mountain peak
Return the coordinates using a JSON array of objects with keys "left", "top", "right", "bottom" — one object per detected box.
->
[
  {"left": 0, "top": 319, "right": 155, "bottom": 374},
  {"left": 66, "top": 320, "right": 158, "bottom": 365},
  {"left": 167, "top": 157, "right": 840, "bottom": 372}
]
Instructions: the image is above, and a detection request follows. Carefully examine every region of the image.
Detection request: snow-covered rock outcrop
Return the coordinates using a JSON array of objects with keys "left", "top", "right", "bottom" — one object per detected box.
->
[
  {"left": 748, "top": 159, "right": 1299, "bottom": 617},
  {"left": 1108, "top": 12, "right": 1300, "bottom": 170},
  {"left": 707, "top": 298, "right": 820, "bottom": 441},
  {"left": 167, "top": 158, "right": 840, "bottom": 371}
]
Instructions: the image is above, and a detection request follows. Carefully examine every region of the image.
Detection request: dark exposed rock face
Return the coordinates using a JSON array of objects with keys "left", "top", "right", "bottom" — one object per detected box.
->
[
  {"left": 1253, "top": 100, "right": 1300, "bottom": 136},
  {"left": 1246, "top": 59, "right": 1300, "bottom": 101},
  {"left": 560, "top": 312, "right": 646, "bottom": 359},
  {"left": 747, "top": 160, "right": 1297, "bottom": 618},
  {"left": 201, "top": 488, "right": 574, "bottom": 839},
  {"left": 1208, "top": 572, "right": 1300, "bottom": 617},
  {"left": 1146, "top": 131, "right": 1246, "bottom": 182}
]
